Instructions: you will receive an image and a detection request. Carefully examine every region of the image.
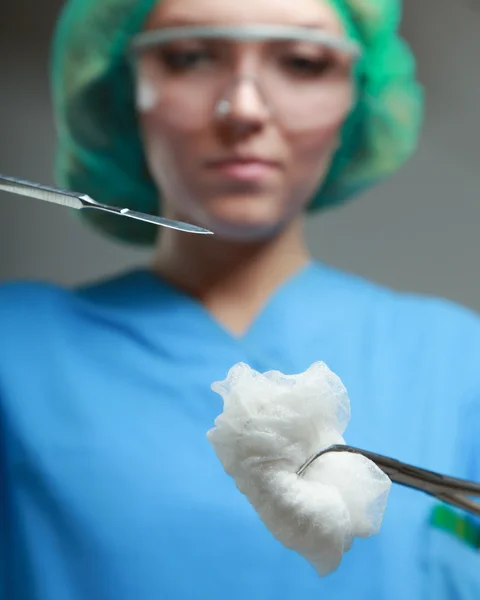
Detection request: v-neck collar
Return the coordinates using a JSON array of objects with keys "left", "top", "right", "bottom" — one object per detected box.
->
[
  {"left": 79, "top": 261, "right": 344, "bottom": 374},
  {"left": 136, "top": 260, "right": 317, "bottom": 344}
]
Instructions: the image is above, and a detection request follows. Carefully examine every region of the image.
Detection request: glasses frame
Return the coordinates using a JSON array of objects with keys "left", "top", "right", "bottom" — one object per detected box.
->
[{"left": 129, "top": 24, "right": 362, "bottom": 59}]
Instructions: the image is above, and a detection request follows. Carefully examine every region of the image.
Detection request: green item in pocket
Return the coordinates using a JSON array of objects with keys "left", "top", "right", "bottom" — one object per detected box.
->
[{"left": 430, "top": 504, "right": 480, "bottom": 551}]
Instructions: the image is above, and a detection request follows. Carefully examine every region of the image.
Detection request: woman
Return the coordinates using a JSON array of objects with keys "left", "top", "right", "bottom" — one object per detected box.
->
[{"left": 0, "top": 0, "right": 478, "bottom": 598}]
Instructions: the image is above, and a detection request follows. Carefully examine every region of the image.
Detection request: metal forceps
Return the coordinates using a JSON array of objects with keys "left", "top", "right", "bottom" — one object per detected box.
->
[
  {"left": 0, "top": 174, "right": 213, "bottom": 235},
  {"left": 297, "top": 444, "right": 480, "bottom": 516}
]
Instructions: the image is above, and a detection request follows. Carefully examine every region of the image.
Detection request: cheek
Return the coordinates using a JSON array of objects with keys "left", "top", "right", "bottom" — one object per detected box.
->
[
  {"left": 281, "top": 86, "right": 353, "bottom": 210},
  {"left": 288, "top": 84, "right": 353, "bottom": 174},
  {"left": 135, "top": 69, "right": 208, "bottom": 139},
  {"left": 136, "top": 68, "right": 189, "bottom": 157},
  {"left": 137, "top": 99, "right": 199, "bottom": 189},
  {"left": 288, "top": 116, "right": 344, "bottom": 182}
]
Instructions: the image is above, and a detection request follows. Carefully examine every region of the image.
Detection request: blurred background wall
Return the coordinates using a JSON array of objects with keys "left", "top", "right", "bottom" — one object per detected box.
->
[{"left": 0, "top": 0, "right": 479, "bottom": 309}]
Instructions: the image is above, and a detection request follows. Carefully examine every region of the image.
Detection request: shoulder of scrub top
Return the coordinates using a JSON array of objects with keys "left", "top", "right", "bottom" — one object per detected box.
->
[
  {"left": 0, "top": 270, "right": 479, "bottom": 389},
  {"left": 0, "top": 270, "right": 145, "bottom": 344}
]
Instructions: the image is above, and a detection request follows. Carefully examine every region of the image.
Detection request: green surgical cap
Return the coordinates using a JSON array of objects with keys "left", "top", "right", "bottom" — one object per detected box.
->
[{"left": 51, "top": 0, "right": 424, "bottom": 245}]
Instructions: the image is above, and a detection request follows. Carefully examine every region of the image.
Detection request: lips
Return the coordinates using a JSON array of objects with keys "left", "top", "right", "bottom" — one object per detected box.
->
[{"left": 205, "top": 157, "right": 281, "bottom": 182}]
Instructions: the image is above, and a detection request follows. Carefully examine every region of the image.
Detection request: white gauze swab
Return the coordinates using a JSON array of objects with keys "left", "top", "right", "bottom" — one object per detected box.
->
[{"left": 207, "top": 361, "right": 391, "bottom": 576}]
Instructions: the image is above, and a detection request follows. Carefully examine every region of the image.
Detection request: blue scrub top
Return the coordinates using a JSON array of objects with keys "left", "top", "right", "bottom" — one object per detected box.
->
[{"left": 0, "top": 262, "right": 479, "bottom": 600}]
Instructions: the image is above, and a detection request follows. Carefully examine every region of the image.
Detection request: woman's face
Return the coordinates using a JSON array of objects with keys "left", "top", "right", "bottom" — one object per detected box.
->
[{"left": 136, "top": 0, "right": 354, "bottom": 240}]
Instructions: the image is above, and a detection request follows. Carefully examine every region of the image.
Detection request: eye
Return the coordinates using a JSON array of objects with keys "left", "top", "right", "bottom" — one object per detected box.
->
[
  {"left": 158, "top": 47, "right": 213, "bottom": 72},
  {"left": 281, "top": 54, "right": 335, "bottom": 78}
]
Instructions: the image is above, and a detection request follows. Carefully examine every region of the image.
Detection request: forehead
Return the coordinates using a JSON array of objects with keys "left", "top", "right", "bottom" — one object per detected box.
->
[{"left": 146, "top": 0, "right": 344, "bottom": 35}]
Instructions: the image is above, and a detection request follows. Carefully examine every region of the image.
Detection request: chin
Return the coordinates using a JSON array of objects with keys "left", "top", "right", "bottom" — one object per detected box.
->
[
  {"left": 199, "top": 205, "right": 294, "bottom": 242},
  {"left": 213, "top": 221, "right": 284, "bottom": 242},
  {"left": 166, "top": 189, "right": 302, "bottom": 241}
]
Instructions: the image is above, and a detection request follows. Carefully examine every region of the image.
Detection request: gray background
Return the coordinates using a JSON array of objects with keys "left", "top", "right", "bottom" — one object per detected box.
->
[{"left": 1, "top": 0, "right": 479, "bottom": 310}]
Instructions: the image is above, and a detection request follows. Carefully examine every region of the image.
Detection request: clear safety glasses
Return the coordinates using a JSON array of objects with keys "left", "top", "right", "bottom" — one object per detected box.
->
[{"left": 129, "top": 25, "right": 361, "bottom": 132}]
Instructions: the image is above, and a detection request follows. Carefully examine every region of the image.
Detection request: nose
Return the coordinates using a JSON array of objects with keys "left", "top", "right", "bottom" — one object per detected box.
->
[{"left": 215, "top": 77, "right": 271, "bottom": 139}]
